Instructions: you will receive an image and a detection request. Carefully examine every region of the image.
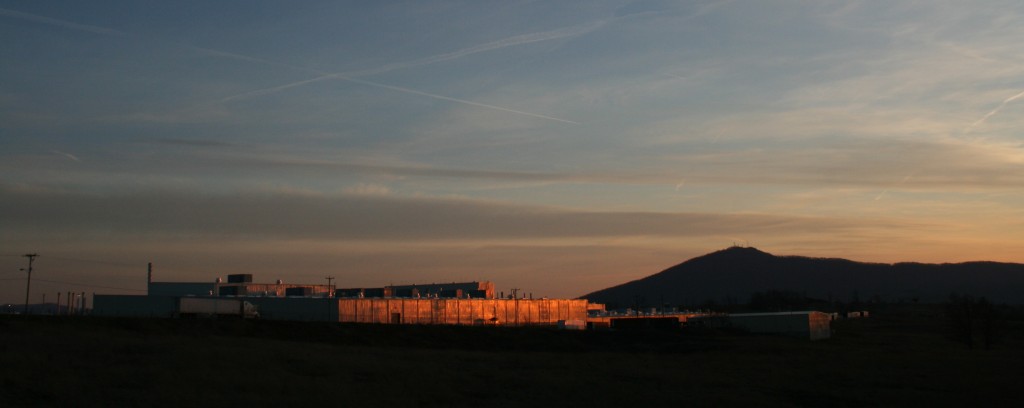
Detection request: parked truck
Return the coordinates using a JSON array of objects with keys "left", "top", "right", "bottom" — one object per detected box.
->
[{"left": 177, "top": 297, "right": 259, "bottom": 319}]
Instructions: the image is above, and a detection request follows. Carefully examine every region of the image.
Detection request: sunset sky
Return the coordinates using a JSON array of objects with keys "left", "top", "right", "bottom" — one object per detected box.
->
[{"left": 3, "top": 0, "right": 1024, "bottom": 304}]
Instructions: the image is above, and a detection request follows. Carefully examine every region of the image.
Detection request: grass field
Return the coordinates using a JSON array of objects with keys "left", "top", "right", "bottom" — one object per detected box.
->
[{"left": 2, "top": 304, "right": 1022, "bottom": 407}]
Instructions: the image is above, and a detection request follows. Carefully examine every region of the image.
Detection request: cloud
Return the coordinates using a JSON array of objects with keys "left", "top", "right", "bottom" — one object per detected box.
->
[
  {"left": 0, "top": 187, "right": 904, "bottom": 242},
  {"left": 152, "top": 138, "right": 235, "bottom": 148},
  {"left": 343, "top": 183, "right": 391, "bottom": 196},
  {"left": 661, "top": 138, "right": 1024, "bottom": 189},
  {"left": 197, "top": 153, "right": 649, "bottom": 184}
]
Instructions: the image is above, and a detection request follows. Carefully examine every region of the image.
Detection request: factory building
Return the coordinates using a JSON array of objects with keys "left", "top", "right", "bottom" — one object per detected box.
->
[{"left": 94, "top": 273, "right": 586, "bottom": 326}]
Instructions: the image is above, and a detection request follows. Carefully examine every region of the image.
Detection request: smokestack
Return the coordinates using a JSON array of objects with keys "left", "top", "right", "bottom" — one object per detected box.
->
[{"left": 147, "top": 262, "right": 152, "bottom": 284}]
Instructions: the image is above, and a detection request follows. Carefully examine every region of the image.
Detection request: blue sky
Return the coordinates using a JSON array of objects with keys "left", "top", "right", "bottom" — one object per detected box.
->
[{"left": 2, "top": 1, "right": 1024, "bottom": 303}]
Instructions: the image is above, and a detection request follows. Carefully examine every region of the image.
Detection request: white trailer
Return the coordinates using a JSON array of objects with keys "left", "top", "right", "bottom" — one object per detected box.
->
[{"left": 177, "top": 297, "right": 259, "bottom": 318}]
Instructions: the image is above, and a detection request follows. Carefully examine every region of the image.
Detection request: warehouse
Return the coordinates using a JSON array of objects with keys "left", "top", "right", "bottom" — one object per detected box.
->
[
  {"left": 93, "top": 272, "right": 587, "bottom": 325},
  {"left": 93, "top": 295, "right": 588, "bottom": 325}
]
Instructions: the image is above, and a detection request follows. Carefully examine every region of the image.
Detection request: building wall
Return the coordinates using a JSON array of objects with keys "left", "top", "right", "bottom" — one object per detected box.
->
[{"left": 336, "top": 298, "right": 588, "bottom": 326}]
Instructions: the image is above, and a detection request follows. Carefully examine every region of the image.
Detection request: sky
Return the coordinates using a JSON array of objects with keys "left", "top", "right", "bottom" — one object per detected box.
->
[{"left": 3, "top": 0, "right": 1024, "bottom": 304}]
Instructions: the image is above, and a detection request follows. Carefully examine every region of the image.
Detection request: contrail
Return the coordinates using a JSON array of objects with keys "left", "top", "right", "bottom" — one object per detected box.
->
[
  {"left": 225, "top": 70, "right": 579, "bottom": 124},
  {"left": 0, "top": 7, "right": 580, "bottom": 125},
  {"left": 223, "top": 20, "right": 605, "bottom": 102},
  {"left": 222, "top": 75, "right": 335, "bottom": 102},
  {"left": 0, "top": 7, "right": 125, "bottom": 36},
  {"left": 0, "top": 7, "right": 286, "bottom": 69},
  {"left": 218, "top": 20, "right": 606, "bottom": 124},
  {"left": 344, "top": 20, "right": 606, "bottom": 77},
  {"left": 967, "top": 88, "right": 1024, "bottom": 131},
  {"left": 51, "top": 150, "right": 81, "bottom": 162},
  {"left": 340, "top": 76, "right": 581, "bottom": 124},
  {"left": 874, "top": 174, "right": 913, "bottom": 201}
]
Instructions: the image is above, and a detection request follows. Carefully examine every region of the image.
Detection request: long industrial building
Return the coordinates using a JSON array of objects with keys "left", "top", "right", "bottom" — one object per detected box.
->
[{"left": 94, "top": 273, "right": 587, "bottom": 326}]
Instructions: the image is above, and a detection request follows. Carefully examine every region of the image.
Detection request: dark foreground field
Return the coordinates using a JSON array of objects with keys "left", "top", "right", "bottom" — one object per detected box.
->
[{"left": 2, "top": 305, "right": 1023, "bottom": 407}]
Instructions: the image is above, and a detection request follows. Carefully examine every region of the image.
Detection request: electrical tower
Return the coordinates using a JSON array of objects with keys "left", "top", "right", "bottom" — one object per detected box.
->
[{"left": 23, "top": 253, "right": 38, "bottom": 315}]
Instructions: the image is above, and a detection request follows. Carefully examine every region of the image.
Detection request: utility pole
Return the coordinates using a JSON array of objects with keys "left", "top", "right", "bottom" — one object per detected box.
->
[
  {"left": 23, "top": 253, "right": 38, "bottom": 315},
  {"left": 325, "top": 276, "right": 335, "bottom": 297}
]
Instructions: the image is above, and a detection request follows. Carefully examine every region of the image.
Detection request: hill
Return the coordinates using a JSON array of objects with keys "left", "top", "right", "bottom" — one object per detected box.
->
[{"left": 580, "top": 247, "right": 1024, "bottom": 307}]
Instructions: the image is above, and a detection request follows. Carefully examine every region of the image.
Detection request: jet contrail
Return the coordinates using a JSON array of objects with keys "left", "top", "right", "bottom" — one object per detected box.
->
[
  {"left": 340, "top": 75, "right": 581, "bottom": 124},
  {"left": 51, "top": 150, "right": 81, "bottom": 162},
  {"left": 2, "top": 7, "right": 581, "bottom": 125},
  {"left": 343, "top": 20, "right": 606, "bottom": 77},
  {"left": 0, "top": 7, "right": 125, "bottom": 36},
  {"left": 0, "top": 7, "right": 287, "bottom": 70},
  {"left": 874, "top": 174, "right": 913, "bottom": 201},
  {"left": 222, "top": 75, "right": 335, "bottom": 102},
  {"left": 967, "top": 88, "right": 1024, "bottom": 131},
  {"left": 223, "top": 20, "right": 605, "bottom": 102}
]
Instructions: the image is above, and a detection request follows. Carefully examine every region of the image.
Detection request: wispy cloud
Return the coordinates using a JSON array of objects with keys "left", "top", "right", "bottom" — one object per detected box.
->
[
  {"left": 0, "top": 187, "right": 914, "bottom": 242},
  {"left": 220, "top": 155, "right": 634, "bottom": 183},
  {"left": 153, "top": 138, "right": 235, "bottom": 148}
]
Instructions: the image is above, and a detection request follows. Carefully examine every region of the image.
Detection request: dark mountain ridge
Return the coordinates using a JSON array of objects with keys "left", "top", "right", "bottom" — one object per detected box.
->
[{"left": 580, "top": 247, "right": 1024, "bottom": 306}]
